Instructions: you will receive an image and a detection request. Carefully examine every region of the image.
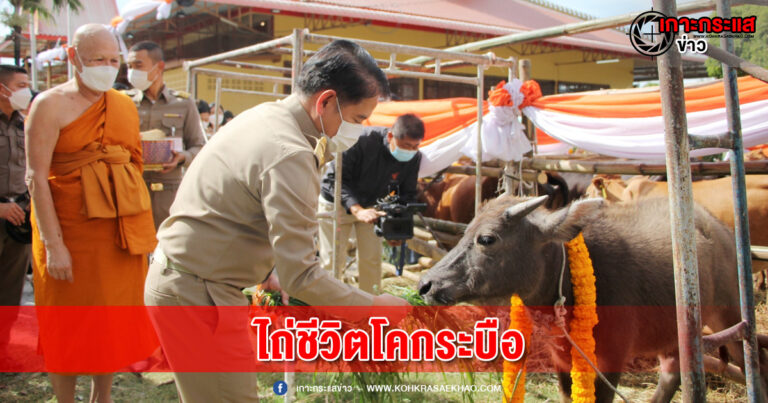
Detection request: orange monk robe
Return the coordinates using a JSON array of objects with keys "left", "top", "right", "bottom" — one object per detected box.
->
[{"left": 31, "top": 89, "right": 159, "bottom": 373}]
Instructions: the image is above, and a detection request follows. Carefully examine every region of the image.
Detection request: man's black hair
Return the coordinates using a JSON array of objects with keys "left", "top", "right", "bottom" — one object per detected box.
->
[
  {"left": 0, "top": 65, "right": 28, "bottom": 86},
  {"left": 297, "top": 39, "right": 389, "bottom": 104},
  {"left": 197, "top": 100, "right": 210, "bottom": 114},
  {"left": 129, "top": 41, "right": 164, "bottom": 63},
  {"left": 392, "top": 113, "right": 425, "bottom": 141}
]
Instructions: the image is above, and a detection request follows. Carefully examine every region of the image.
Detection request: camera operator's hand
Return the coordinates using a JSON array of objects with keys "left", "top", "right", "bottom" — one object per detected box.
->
[{"left": 350, "top": 204, "right": 385, "bottom": 224}]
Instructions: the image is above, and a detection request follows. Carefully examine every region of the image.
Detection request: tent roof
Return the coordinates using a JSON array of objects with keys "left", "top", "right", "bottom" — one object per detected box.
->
[{"left": 201, "top": 0, "right": 643, "bottom": 57}]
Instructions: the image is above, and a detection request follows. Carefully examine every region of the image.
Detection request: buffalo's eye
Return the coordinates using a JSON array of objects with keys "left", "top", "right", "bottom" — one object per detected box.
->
[{"left": 477, "top": 235, "right": 496, "bottom": 246}]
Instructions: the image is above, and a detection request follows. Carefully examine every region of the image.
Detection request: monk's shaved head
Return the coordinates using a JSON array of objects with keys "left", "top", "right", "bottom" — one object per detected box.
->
[
  {"left": 71, "top": 24, "right": 118, "bottom": 57},
  {"left": 68, "top": 23, "right": 120, "bottom": 74}
]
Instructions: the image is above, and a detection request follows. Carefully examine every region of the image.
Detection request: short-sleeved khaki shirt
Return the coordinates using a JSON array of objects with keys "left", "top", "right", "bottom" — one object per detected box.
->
[
  {"left": 0, "top": 110, "right": 27, "bottom": 198},
  {"left": 157, "top": 94, "right": 372, "bottom": 306}
]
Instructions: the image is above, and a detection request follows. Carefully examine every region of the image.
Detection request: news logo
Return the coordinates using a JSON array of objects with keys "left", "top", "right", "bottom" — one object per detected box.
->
[
  {"left": 629, "top": 11, "right": 675, "bottom": 57},
  {"left": 628, "top": 10, "right": 756, "bottom": 57}
]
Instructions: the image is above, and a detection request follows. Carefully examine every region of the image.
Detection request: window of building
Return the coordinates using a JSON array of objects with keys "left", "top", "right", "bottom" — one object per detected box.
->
[
  {"left": 557, "top": 81, "right": 606, "bottom": 94},
  {"left": 388, "top": 77, "right": 419, "bottom": 100}
]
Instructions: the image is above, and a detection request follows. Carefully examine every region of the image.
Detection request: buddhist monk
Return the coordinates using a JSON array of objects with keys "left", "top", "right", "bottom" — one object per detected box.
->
[{"left": 25, "top": 24, "right": 158, "bottom": 403}]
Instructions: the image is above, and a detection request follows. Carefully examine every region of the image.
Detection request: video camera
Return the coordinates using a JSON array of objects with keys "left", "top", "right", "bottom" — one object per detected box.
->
[{"left": 373, "top": 194, "right": 426, "bottom": 241}]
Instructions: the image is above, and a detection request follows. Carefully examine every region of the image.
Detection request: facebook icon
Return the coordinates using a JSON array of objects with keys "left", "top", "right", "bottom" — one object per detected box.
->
[{"left": 273, "top": 380, "right": 288, "bottom": 396}]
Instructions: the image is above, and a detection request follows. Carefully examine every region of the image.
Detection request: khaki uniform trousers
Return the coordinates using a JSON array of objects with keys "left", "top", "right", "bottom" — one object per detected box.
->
[
  {"left": 144, "top": 254, "right": 259, "bottom": 403},
  {"left": 0, "top": 222, "right": 30, "bottom": 345},
  {"left": 318, "top": 200, "right": 382, "bottom": 294},
  {"left": 147, "top": 183, "right": 178, "bottom": 230}
]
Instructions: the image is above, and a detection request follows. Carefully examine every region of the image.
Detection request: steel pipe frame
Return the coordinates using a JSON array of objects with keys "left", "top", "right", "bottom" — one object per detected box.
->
[
  {"left": 305, "top": 33, "right": 515, "bottom": 68},
  {"left": 272, "top": 47, "right": 431, "bottom": 72},
  {"left": 705, "top": 43, "right": 768, "bottom": 84},
  {"left": 717, "top": 0, "right": 761, "bottom": 401},
  {"left": 653, "top": 0, "right": 707, "bottom": 401},
  {"left": 519, "top": 158, "right": 768, "bottom": 175},
  {"left": 183, "top": 35, "right": 294, "bottom": 71},
  {"left": 221, "top": 60, "right": 292, "bottom": 74},
  {"left": 381, "top": 68, "right": 479, "bottom": 85},
  {"left": 475, "top": 67, "right": 484, "bottom": 217},
  {"left": 213, "top": 77, "right": 222, "bottom": 134},
  {"left": 688, "top": 133, "right": 734, "bottom": 150},
  {"left": 191, "top": 68, "right": 292, "bottom": 85}
]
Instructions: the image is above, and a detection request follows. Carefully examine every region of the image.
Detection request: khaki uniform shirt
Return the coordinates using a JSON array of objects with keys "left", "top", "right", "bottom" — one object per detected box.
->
[
  {"left": 156, "top": 94, "right": 372, "bottom": 306},
  {"left": 125, "top": 86, "right": 205, "bottom": 185},
  {"left": 0, "top": 110, "right": 27, "bottom": 198}
]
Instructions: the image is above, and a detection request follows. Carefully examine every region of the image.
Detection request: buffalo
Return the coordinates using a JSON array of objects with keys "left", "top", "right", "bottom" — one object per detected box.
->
[{"left": 418, "top": 195, "right": 768, "bottom": 402}]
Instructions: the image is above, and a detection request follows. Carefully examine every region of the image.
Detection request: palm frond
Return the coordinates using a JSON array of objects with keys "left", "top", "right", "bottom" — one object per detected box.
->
[{"left": 50, "top": 0, "right": 83, "bottom": 13}]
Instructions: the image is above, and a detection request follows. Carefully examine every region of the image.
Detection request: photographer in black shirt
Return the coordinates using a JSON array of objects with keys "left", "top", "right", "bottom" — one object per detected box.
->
[{"left": 318, "top": 113, "right": 424, "bottom": 293}]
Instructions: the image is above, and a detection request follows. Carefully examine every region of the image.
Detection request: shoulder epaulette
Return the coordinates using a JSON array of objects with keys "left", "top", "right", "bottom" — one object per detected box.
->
[{"left": 171, "top": 89, "right": 191, "bottom": 99}]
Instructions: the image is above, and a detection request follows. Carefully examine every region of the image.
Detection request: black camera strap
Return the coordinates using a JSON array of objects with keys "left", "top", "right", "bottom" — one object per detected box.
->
[{"left": 396, "top": 244, "right": 407, "bottom": 276}]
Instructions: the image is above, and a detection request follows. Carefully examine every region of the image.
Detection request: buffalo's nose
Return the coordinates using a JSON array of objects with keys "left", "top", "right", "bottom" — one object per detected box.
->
[{"left": 418, "top": 280, "right": 432, "bottom": 296}]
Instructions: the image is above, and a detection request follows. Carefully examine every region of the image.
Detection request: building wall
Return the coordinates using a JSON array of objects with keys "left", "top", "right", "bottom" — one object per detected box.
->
[{"left": 166, "top": 13, "right": 635, "bottom": 115}]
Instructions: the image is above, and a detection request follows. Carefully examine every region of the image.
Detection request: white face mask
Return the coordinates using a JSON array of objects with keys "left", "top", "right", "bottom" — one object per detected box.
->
[
  {"left": 127, "top": 65, "right": 157, "bottom": 91},
  {"left": 319, "top": 97, "right": 364, "bottom": 152},
  {"left": 3, "top": 85, "right": 32, "bottom": 111},
  {"left": 75, "top": 50, "right": 118, "bottom": 92},
  {"left": 209, "top": 111, "right": 224, "bottom": 125}
]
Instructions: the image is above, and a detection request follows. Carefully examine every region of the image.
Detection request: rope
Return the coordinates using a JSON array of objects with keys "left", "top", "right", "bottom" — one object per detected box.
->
[{"left": 554, "top": 244, "right": 633, "bottom": 403}]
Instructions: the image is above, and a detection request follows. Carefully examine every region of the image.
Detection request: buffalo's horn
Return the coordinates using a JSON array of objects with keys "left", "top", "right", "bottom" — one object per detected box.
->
[{"left": 504, "top": 195, "right": 549, "bottom": 221}]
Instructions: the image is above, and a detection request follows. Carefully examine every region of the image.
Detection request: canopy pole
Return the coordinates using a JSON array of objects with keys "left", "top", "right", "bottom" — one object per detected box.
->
[
  {"left": 503, "top": 65, "right": 515, "bottom": 195},
  {"left": 474, "top": 67, "right": 484, "bottom": 217},
  {"left": 654, "top": 0, "right": 707, "bottom": 401},
  {"left": 717, "top": 0, "right": 762, "bottom": 400},
  {"left": 66, "top": 4, "right": 72, "bottom": 80},
  {"left": 213, "top": 77, "right": 222, "bottom": 134},
  {"left": 29, "top": 13, "right": 38, "bottom": 91}
]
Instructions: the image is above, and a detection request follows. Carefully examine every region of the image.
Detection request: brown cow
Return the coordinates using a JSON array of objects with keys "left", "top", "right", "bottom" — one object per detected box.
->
[
  {"left": 587, "top": 175, "right": 768, "bottom": 286},
  {"left": 418, "top": 172, "right": 572, "bottom": 224},
  {"left": 418, "top": 174, "right": 499, "bottom": 223}
]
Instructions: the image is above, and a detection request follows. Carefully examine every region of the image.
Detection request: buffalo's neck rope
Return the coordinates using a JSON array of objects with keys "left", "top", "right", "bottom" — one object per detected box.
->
[{"left": 502, "top": 233, "right": 632, "bottom": 403}]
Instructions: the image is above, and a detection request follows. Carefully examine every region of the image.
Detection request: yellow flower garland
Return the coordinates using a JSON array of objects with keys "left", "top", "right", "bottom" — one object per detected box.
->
[
  {"left": 502, "top": 233, "right": 598, "bottom": 402},
  {"left": 565, "top": 233, "right": 599, "bottom": 403},
  {"left": 502, "top": 294, "right": 532, "bottom": 402}
]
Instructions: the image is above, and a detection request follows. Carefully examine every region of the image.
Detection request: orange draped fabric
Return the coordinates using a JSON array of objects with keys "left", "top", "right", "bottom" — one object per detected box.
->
[
  {"left": 31, "top": 89, "right": 158, "bottom": 372},
  {"left": 365, "top": 97, "right": 489, "bottom": 147},
  {"left": 365, "top": 77, "right": 768, "bottom": 150},
  {"left": 529, "top": 76, "right": 768, "bottom": 118}
]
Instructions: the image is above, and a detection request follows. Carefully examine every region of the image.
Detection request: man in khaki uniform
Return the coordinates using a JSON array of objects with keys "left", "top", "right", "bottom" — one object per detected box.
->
[
  {"left": 144, "top": 39, "right": 407, "bottom": 402},
  {"left": 124, "top": 41, "right": 205, "bottom": 228},
  {"left": 0, "top": 65, "right": 32, "bottom": 347}
]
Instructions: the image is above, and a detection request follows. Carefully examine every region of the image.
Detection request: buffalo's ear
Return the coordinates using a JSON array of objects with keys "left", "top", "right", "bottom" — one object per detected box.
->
[{"left": 533, "top": 198, "right": 604, "bottom": 242}]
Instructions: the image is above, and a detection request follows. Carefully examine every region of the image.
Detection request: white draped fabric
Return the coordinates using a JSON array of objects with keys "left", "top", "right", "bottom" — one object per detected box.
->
[{"left": 417, "top": 78, "right": 768, "bottom": 177}]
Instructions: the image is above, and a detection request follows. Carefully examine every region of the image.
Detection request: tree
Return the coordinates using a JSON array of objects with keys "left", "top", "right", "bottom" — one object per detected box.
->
[
  {"left": 1, "top": 0, "right": 83, "bottom": 67},
  {"left": 706, "top": 5, "right": 768, "bottom": 78}
]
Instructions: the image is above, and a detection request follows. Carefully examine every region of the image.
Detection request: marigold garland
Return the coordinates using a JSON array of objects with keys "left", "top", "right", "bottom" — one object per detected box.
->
[
  {"left": 564, "top": 233, "right": 599, "bottom": 403},
  {"left": 502, "top": 294, "right": 531, "bottom": 402},
  {"left": 501, "top": 233, "right": 598, "bottom": 403}
]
